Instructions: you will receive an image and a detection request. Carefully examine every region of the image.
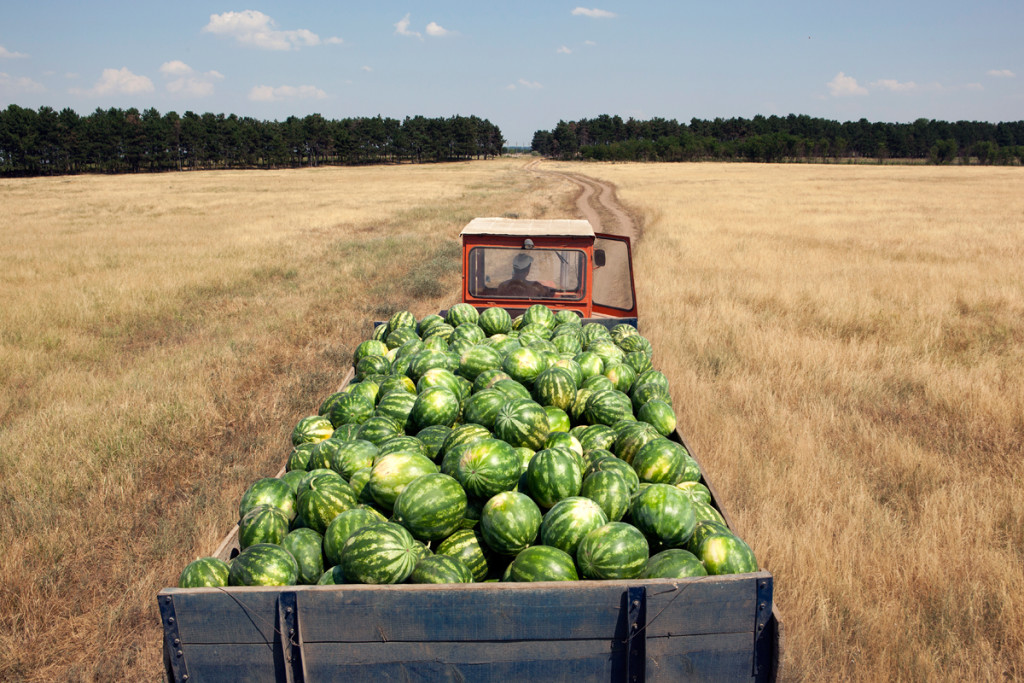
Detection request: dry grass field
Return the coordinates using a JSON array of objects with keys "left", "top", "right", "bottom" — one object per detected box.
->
[
  {"left": 544, "top": 160, "right": 1024, "bottom": 680},
  {"left": 1, "top": 157, "right": 1021, "bottom": 681}
]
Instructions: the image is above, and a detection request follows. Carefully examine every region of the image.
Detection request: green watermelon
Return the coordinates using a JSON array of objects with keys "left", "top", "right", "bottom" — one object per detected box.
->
[
  {"left": 374, "top": 391, "right": 417, "bottom": 431},
  {"left": 291, "top": 415, "right": 334, "bottom": 446},
  {"left": 340, "top": 522, "right": 420, "bottom": 584},
  {"left": 573, "top": 351, "right": 604, "bottom": 381},
  {"left": 584, "top": 389, "right": 635, "bottom": 426},
  {"left": 631, "top": 438, "right": 692, "bottom": 485},
  {"left": 296, "top": 477, "right": 358, "bottom": 534},
  {"left": 522, "top": 304, "right": 555, "bottom": 330},
  {"left": 317, "top": 565, "right": 346, "bottom": 585},
  {"left": 446, "top": 303, "right": 480, "bottom": 327},
  {"left": 354, "top": 339, "right": 389, "bottom": 365},
  {"left": 307, "top": 437, "right": 346, "bottom": 471},
  {"left": 584, "top": 455, "right": 640, "bottom": 495},
  {"left": 493, "top": 398, "right": 550, "bottom": 451},
  {"left": 581, "top": 374, "right": 615, "bottom": 393},
  {"left": 367, "top": 452, "right": 438, "bottom": 512},
  {"left": 629, "top": 483, "right": 696, "bottom": 549},
  {"left": 286, "top": 442, "right": 317, "bottom": 472},
  {"left": 385, "top": 326, "right": 419, "bottom": 351},
  {"left": 423, "top": 324, "right": 454, "bottom": 346},
  {"left": 454, "top": 438, "right": 522, "bottom": 500},
  {"left": 178, "top": 557, "right": 230, "bottom": 588},
  {"left": 408, "top": 349, "right": 451, "bottom": 382},
  {"left": 416, "top": 367, "right": 463, "bottom": 396},
  {"left": 377, "top": 435, "right": 430, "bottom": 460},
  {"left": 462, "top": 389, "right": 505, "bottom": 431},
  {"left": 410, "top": 387, "right": 460, "bottom": 430},
  {"left": 578, "top": 424, "right": 618, "bottom": 454},
  {"left": 323, "top": 506, "right": 389, "bottom": 567},
  {"left": 623, "top": 350, "right": 653, "bottom": 376},
  {"left": 642, "top": 549, "right": 708, "bottom": 579},
  {"left": 392, "top": 473, "right": 467, "bottom": 541},
  {"left": 408, "top": 555, "right": 474, "bottom": 584},
  {"left": 540, "top": 496, "right": 609, "bottom": 556},
  {"left": 480, "top": 491, "right": 542, "bottom": 555},
  {"left": 532, "top": 366, "right": 578, "bottom": 411},
  {"left": 687, "top": 519, "right": 733, "bottom": 555},
  {"left": 478, "top": 307, "right": 513, "bottom": 336},
  {"left": 239, "top": 505, "right": 290, "bottom": 549},
  {"left": 439, "top": 424, "right": 493, "bottom": 472},
  {"left": 692, "top": 498, "right": 728, "bottom": 526},
  {"left": 357, "top": 353, "right": 393, "bottom": 379},
  {"left": 472, "top": 368, "right": 512, "bottom": 393},
  {"left": 417, "top": 314, "right": 446, "bottom": 337},
  {"left": 545, "top": 406, "right": 571, "bottom": 433},
  {"left": 357, "top": 414, "right": 404, "bottom": 446},
  {"left": 330, "top": 440, "right": 378, "bottom": 480},
  {"left": 458, "top": 344, "right": 503, "bottom": 381},
  {"left": 506, "top": 545, "right": 579, "bottom": 582},
  {"left": 579, "top": 470, "right": 632, "bottom": 522},
  {"left": 630, "top": 381, "right": 673, "bottom": 413},
  {"left": 525, "top": 448, "right": 583, "bottom": 509},
  {"left": 239, "top": 478, "right": 296, "bottom": 522},
  {"left": 436, "top": 528, "right": 492, "bottom": 582},
  {"left": 603, "top": 363, "right": 637, "bottom": 394},
  {"left": 502, "top": 347, "right": 547, "bottom": 386},
  {"left": 228, "top": 543, "right": 299, "bottom": 586},
  {"left": 612, "top": 421, "right": 662, "bottom": 465},
  {"left": 491, "top": 378, "right": 532, "bottom": 402},
  {"left": 414, "top": 424, "right": 452, "bottom": 462},
  {"left": 575, "top": 522, "right": 649, "bottom": 580},
  {"left": 636, "top": 400, "right": 676, "bottom": 436},
  {"left": 544, "top": 431, "right": 583, "bottom": 460},
  {"left": 279, "top": 469, "right": 307, "bottom": 496},
  {"left": 386, "top": 310, "right": 418, "bottom": 334},
  {"left": 698, "top": 533, "right": 758, "bottom": 575},
  {"left": 377, "top": 374, "right": 418, "bottom": 399},
  {"left": 281, "top": 528, "right": 325, "bottom": 585},
  {"left": 676, "top": 481, "right": 712, "bottom": 504}
]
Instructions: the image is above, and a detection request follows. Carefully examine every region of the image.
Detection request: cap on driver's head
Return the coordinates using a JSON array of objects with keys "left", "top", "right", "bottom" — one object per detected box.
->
[{"left": 513, "top": 253, "right": 533, "bottom": 270}]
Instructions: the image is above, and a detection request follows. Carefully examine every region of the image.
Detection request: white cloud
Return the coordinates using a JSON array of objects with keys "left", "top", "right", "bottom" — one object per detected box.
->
[
  {"left": 426, "top": 22, "right": 452, "bottom": 37},
  {"left": 572, "top": 7, "right": 616, "bottom": 18},
  {"left": 965, "top": 82, "right": 984, "bottom": 91},
  {"left": 395, "top": 13, "right": 421, "bottom": 38},
  {"left": 72, "top": 67, "right": 154, "bottom": 96},
  {"left": 584, "top": 40, "right": 597, "bottom": 46},
  {"left": 0, "top": 45, "right": 29, "bottom": 59},
  {"left": 557, "top": 45, "right": 572, "bottom": 54},
  {"left": 871, "top": 78, "right": 917, "bottom": 92},
  {"left": 248, "top": 84, "right": 327, "bottom": 102},
  {"left": 0, "top": 72, "right": 45, "bottom": 93},
  {"left": 159, "top": 61, "right": 223, "bottom": 97},
  {"left": 325, "top": 36, "right": 343, "bottom": 45},
  {"left": 827, "top": 71, "right": 867, "bottom": 97},
  {"left": 987, "top": 69, "right": 1015, "bottom": 78},
  {"left": 361, "top": 65, "right": 373, "bottom": 72},
  {"left": 203, "top": 10, "right": 324, "bottom": 50},
  {"left": 518, "top": 78, "right": 542, "bottom": 89}
]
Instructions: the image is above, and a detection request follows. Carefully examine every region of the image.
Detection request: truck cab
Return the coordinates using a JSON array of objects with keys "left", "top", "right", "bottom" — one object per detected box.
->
[{"left": 460, "top": 217, "right": 637, "bottom": 325}]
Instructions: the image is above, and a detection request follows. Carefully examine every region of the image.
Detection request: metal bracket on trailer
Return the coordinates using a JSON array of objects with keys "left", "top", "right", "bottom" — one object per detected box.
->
[
  {"left": 753, "top": 576, "right": 774, "bottom": 680},
  {"left": 625, "top": 585, "right": 647, "bottom": 683},
  {"left": 159, "top": 593, "right": 190, "bottom": 683},
  {"left": 278, "top": 591, "right": 306, "bottom": 683}
]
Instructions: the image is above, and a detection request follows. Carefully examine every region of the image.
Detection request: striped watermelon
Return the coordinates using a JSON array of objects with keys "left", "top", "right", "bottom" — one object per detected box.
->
[
  {"left": 238, "top": 505, "right": 290, "bottom": 549},
  {"left": 391, "top": 473, "right": 467, "bottom": 541},
  {"left": 545, "top": 407, "right": 571, "bottom": 433},
  {"left": 578, "top": 424, "right": 618, "bottom": 454},
  {"left": 414, "top": 424, "right": 452, "bottom": 462},
  {"left": 501, "top": 347, "right": 547, "bottom": 386},
  {"left": 374, "top": 391, "right": 417, "bottom": 431},
  {"left": 331, "top": 439, "right": 378, "bottom": 480},
  {"left": 377, "top": 374, "right": 417, "bottom": 398},
  {"left": 631, "top": 438, "right": 691, "bottom": 485},
  {"left": 286, "top": 442, "right": 317, "bottom": 472},
  {"left": 450, "top": 322, "right": 487, "bottom": 346},
  {"left": 525, "top": 448, "right": 583, "bottom": 509},
  {"left": 698, "top": 534, "right": 758, "bottom": 575},
  {"left": 296, "top": 477, "right": 358, "bottom": 534},
  {"left": 410, "top": 387, "right": 460, "bottom": 430},
  {"left": 239, "top": 478, "right": 296, "bottom": 522},
  {"left": 472, "top": 368, "right": 512, "bottom": 393},
  {"left": 687, "top": 519, "right": 733, "bottom": 554},
  {"left": 422, "top": 324, "right": 454, "bottom": 345},
  {"left": 612, "top": 421, "right": 662, "bottom": 464},
  {"left": 623, "top": 350, "right": 653, "bottom": 376},
  {"left": 575, "top": 522, "right": 649, "bottom": 580},
  {"left": 637, "top": 400, "right": 676, "bottom": 436},
  {"left": 454, "top": 438, "right": 522, "bottom": 501},
  {"left": 642, "top": 549, "right": 708, "bottom": 579},
  {"left": 479, "top": 307, "right": 513, "bottom": 336},
  {"left": 545, "top": 431, "right": 583, "bottom": 460},
  {"left": 584, "top": 389, "right": 635, "bottom": 426},
  {"left": 445, "top": 303, "right": 480, "bottom": 327},
  {"left": 291, "top": 415, "right": 334, "bottom": 446},
  {"left": 356, "top": 414, "right": 404, "bottom": 446},
  {"left": 440, "top": 422, "right": 492, "bottom": 460},
  {"left": 345, "top": 380, "right": 379, "bottom": 406},
  {"left": 522, "top": 304, "right": 555, "bottom": 330},
  {"left": 340, "top": 522, "right": 420, "bottom": 584},
  {"left": 385, "top": 326, "right": 419, "bottom": 351},
  {"left": 629, "top": 483, "right": 696, "bottom": 549},
  {"left": 367, "top": 452, "right": 438, "bottom": 512},
  {"left": 281, "top": 528, "right": 325, "bottom": 585},
  {"left": 581, "top": 374, "right": 615, "bottom": 393},
  {"left": 462, "top": 389, "right": 505, "bottom": 431},
  {"left": 603, "top": 363, "right": 637, "bottom": 394},
  {"left": 408, "top": 349, "right": 451, "bottom": 382},
  {"left": 354, "top": 339, "right": 389, "bottom": 365},
  {"left": 506, "top": 546, "right": 579, "bottom": 582},
  {"left": 377, "top": 435, "right": 430, "bottom": 460},
  {"left": 328, "top": 393, "right": 375, "bottom": 428},
  {"left": 540, "top": 496, "right": 609, "bottom": 556},
  {"left": 307, "top": 437, "right": 346, "bottom": 472},
  {"left": 279, "top": 470, "right": 306, "bottom": 496},
  {"left": 317, "top": 565, "right": 346, "bottom": 585},
  {"left": 408, "top": 555, "right": 474, "bottom": 584},
  {"left": 416, "top": 367, "right": 463, "bottom": 396},
  {"left": 228, "top": 543, "right": 299, "bottom": 587},
  {"left": 436, "top": 528, "right": 492, "bottom": 582},
  {"left": 573, "top": 351, "right": 604, "bottom": 381},
  {"left": 417, "top": 314, "right": 446, "bottom": 337},
  {"left": 629, "top": 380, "right": 673, "bottom": 412},
  {"left": 178, "top": 557, "right": 230, "bottom": 588},
  {"left": 387, "top": 310, "right": 417, "bottom": 334},
  {"left": 676, "top": 481, "right": 712, "bottom": 505},
  {"left": 357, "top": 353, "right": 392, "bottom": 379},
  {"left": 458, "top": 344, "right": 503, "bottom": 381},
  {"left": 491, "top": 378, "right": 532, "bottom": 402},
  {"left": 493, "top": 398, "right": 550, "bottom": 451},
  {"left": 480, "top": 491, "right": 542, "bottom": 555},
  {"left": 579, "top": 470, "right": 632, "bottom": 522},
  {"left": 323, "top": 506, "right": 389, "bottom": 567},
  {"left": 531, "top": 367, "right": 578, "bottom": 411},
  {"left": 582, "top": 455, "right": 639, "bottom": 495}
]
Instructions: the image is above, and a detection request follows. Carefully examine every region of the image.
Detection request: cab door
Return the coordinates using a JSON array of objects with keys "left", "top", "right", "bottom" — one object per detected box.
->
[{"left": 591, "top": 234, "right": 638, "bottom": 319}]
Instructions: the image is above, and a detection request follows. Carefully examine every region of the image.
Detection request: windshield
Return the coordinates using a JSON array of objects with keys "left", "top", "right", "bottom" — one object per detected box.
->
[
  {"left": 467, "top": 247, "right": 586, "bottom": 301},
  {"left": 593, "top": 236, "right": 635, "bottom": 311}
]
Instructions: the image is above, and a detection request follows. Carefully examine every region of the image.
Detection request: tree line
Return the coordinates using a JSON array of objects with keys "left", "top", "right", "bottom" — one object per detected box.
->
[
  {"left": 532, "top": 114, "right": 1024, "bottom": 164},
  {"left": 0, "top": 105, "right": 505, "bottom": 176}
]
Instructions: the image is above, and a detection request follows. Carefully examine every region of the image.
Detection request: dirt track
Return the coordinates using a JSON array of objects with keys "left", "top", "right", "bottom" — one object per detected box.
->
[{"left": 525, "top": 160, "right": 641, "bottom": 242}]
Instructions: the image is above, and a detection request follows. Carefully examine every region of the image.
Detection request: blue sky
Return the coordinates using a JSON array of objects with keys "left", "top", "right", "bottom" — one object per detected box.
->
[{"left": 1, "top": 1, "right": 1021, "bottom": 145}]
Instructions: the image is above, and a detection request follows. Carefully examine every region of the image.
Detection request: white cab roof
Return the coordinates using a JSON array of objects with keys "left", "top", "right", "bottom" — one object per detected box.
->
[{"left": 460, "top": 217, "right": 595, "bottom": 238}]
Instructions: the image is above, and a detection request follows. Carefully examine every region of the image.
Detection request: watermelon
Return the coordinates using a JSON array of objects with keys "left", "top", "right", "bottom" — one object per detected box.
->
[
  {"left": 545, "top": 406, "right": 571, "bottom": 433},
  {"left": 636, "top": 400, "right": 676, "bottom": 436},
  {"left": 480, "top": 491, "right": 542, "bottom": 555},
  {"left": 532, "top": 367, "right": 578, "bottom": 411},
  {"left": 440, "top": 422, "right": 492, "bottom": 459},
  {"left": 687, "top": 519, "right": 733, "bottom": 555},
  {"left": 392, "top": 473, "right": 467, "bottom": 541},
  {"left": 408, "top": 555, "right": 474, "bottom": 584},
  {"left": 629, "top": 483, "right": 696, "bottom": 549},
  {"left": 584, "top": 455, "right": 640, "bottom": 495},
  {"left": 374, "top": 391, "right": 417, "bottom": 431},
  {"left": 357, "top": 353, "right": 393, "bottom": 379},
  {"left": 630, "top": 381, "right": 673, "bottom": 413},
  {"left": 545, "top": 431, "right": 583, "bottom": 460},
  {"left": 291, "top": 415, "right": 334, "bottom": 446},
  {"left": 340, "top": 522, "right": 420, "bottom": 584},
  {"left": 367, "top": 452, "right": 438, "bottom": 512},
  {"left": 587, "top": 339, "right": 626, "bottom": 368},
  {"left": 478, "top": 306, "right": 513, "bottom": 336},
  {"left": 454, "top": 438, "right": 522, "bottom": 500},
  {"left": 416, "top": 367, "right": 463, "bottom": 396},
  {"left": 575, "top": 522, "right": 649, "bottom": 580},
  {"left": 472, "top": 368, "right": 512, "bottom": 393},
  {"left": 281, "top": 528, "right": 325, "bottom": 585},
  {"left": 506, "top": 546, "right": 579, "bottom": 582},
  {"left": 414, "top": 424, "right": 452, "bottom": 461},
  {"left": 296, "top": 477, "right": 358, "bottom": 534},
  {"left": 631, "top": 438, "right": 691, "bottom": 485},
  {"left": 178, "top": 557, "right": 230, "bottom": 588},
  {"left": 573, "top": 351, "right": 604, "bottom": 381},
  {"left": 330, "top": 439, "right": 378, "bottom": 480},
  {"left": 228, "top": 544, "right": 299, "bottom": 587},
  {"left": 642, "top": 549, "right": 708, "bottom": 579},
  {"left": 377, "top": 374, "right": 417, "bottom": 398},
  {"left": 692, "top": 498, "right": 728, "bottom": 526},
  {"left": 676, "top": 481, "right": 712, "bottom": 504},
  {"left": 581, "top": 374, "right": 615, "bottom": 393},
  {"left": 307, "top": 437, "right": 346, "bottom": 471},
  {"left": 386, "top": 310, "right": 417, "bottom": 334},
  {"left": 286, "top": 442, "right": 317, "bottom": 472},
  {"left": 239, "top": 478, "right": 296, "bottom": 522},
  {"left": 603, "top": 363, "right": 637, "bottom": 394},
  {"left": 584, "top": 389, "right": 634, "bottom": 426},
  {"left": 357, "top": 414, "right": 404, "bottom": 446},
  {"left": 522, "top": 304, "right": 555, "bottom": 330},
  {"left": 578, "top": 424, "right": 618, "bottom": 454},
  {"left": 323, "top": 506, "right": 389, "bottom": 567},
  {"left": 462, "top": 389, "right": 505, "bottom": 431},
  {"left": 525, "top": 448, "right": 583, "bottom": 509},
  {"left": 568, "top": 387, "right": 594, "bottom": 425},
  {"left": 458, "top": 345, "right": 503, "bottom": 381},
  {"left": 551, "top": 331, "right": 583, "bottom": 355},
  {"left": 408, "top": 349, "right": 451, "bottom": 382},
  {"left": 354, "top": 339, "right": 389, "bottom": 365},
  {"left": 295, "top": 469, "right": 343, "bottom": 497},
  {"left": 423, "top": 324, "right": 454, "bottom": 345},
  {"left": 623, "top": 350, "right": 653, "bottom": 376},
  {"left": 279, "top": 469, "right": 306, "bottom": 496},
  {"left": 238, "top": 505, "right": 290, "bottom": 549},
  {"left": 617, "top": 333, "right": 651, "bottom": 357},
  {"left": 698, "top": 534, "right": 758, "bottom": 575},
  {"left": 446, "top": 303, "right": 479, "bottom": 327},
  {"left": 410, "top": 387, "right": 460, "bottom": 430},
  {"left": 493, "top": 398, "right": 550, "bottom": 451},
  {"left": 345, "top": 379, "right": 380, "bottom": 405},
  {"left": 502, "top": 347, "right": 547, "bottom": 386},
  {"left": 540, "top": 496, "right": 609, "bottom": 556},
  {"left": 491, "top": 378, "right": 532, "bottom": 402},
  {"left": 377, "top": 435, "right": 430, "bottom": 460},
  {"left": 436, "top": 528, "right": 492, "bottom": 582},
  {"left": 417, "top": 314, "right": 446, "bottom": 337},
  {"left": 385, "top": 326, "right": 419, "bottom": 351},
  {"left": 317, "top": 565, "right": 346, "bottom": 585},
  {"left": 612, "top": 421, "right": 662, "bottom": 465},
  {"left": 579, "top": 470, "right": 632, "bottom": 522}
]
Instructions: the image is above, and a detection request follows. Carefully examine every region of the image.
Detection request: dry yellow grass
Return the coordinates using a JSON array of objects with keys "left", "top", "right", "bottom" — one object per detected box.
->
[
  {"left": 547, "top": 160, "right": 1024, "bottom": 680},
  {"left": 0, "top": 159, "right": 574, "bottom": 680}
]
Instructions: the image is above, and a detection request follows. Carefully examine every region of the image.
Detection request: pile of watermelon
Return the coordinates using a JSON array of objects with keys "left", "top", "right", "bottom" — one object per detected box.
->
[{"left": 179, "top": 303, "right": 758, "bottom": 588}]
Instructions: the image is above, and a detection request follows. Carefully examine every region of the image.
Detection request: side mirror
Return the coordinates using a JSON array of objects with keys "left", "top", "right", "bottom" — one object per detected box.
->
[{"left": 594, "top": 249, "right": 606, "bottom": 268}]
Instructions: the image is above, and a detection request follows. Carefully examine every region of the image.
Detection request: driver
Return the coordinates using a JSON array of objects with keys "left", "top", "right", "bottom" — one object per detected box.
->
[{"left": 496, "top": 253, "right": 553, "bottom": 297}]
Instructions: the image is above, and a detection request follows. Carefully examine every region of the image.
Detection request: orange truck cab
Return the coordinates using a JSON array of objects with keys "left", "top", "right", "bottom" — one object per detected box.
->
[{"left": 460, "top": 217, "right": 638, "bottom": 326}]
